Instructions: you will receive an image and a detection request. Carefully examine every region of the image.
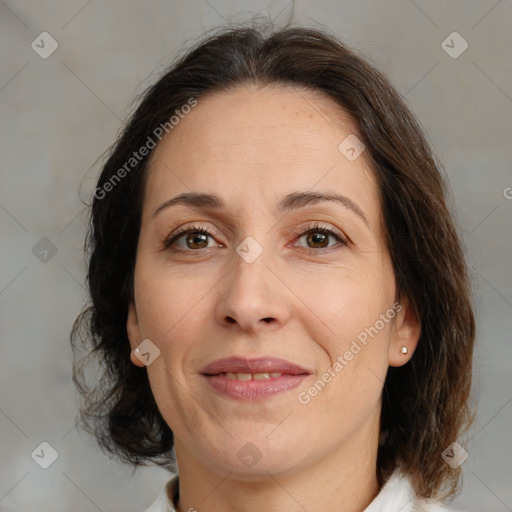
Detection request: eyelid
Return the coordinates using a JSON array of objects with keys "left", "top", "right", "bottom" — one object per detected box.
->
[
  {"left": 161, "top": 223, "right": 223, "bottom": 251},
  {"left": 161, "top": 221, "right": 350, "bottom": 252},
  {"left": 290, "top": 221, "right": 349, "bottom": 244}
]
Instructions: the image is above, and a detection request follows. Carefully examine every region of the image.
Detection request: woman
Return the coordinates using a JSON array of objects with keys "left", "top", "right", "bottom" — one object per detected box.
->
[{"left": 72, "top": 24, "right": 475, "bottom": 512}]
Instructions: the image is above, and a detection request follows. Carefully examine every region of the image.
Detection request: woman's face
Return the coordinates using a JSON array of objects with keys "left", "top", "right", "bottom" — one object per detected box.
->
[{"left": 127, "top": 85, "right": 419, "bottom": 479}]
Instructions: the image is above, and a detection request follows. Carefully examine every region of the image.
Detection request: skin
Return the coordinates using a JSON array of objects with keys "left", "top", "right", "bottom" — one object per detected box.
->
[{"left": 127, "top": 84, "right": 420, "bottom": 512}]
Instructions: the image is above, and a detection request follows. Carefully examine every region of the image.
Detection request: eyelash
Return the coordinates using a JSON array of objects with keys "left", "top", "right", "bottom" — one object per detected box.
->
[
  {"left": 161, "top": 225, "right": 213, "bottom": 251},
  {"left": 161, "top": 222, "right": 348, "bottom": 253},
  {"left": 292, "top": 222, "right": 348, "bottom": 253}
]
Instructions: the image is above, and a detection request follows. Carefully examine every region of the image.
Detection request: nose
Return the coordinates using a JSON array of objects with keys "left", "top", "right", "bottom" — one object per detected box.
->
[{"left": 214, "top": 247, "right": 292, "bottom": 334}]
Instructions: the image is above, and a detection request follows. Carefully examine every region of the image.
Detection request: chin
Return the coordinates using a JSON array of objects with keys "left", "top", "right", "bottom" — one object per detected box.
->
[{"left": 199, "top": 433, "right": 306, "bottom": 480}]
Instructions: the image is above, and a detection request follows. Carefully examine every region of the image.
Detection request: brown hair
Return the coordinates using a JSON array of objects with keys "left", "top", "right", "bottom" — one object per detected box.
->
[{"left": 71, "top": 23, "right": 475, "bottom": 500}]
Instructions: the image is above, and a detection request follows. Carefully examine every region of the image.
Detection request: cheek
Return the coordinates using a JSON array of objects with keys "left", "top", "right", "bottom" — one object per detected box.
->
[
  {"left": 291, "top": 263, "right": 392, "bottom": 349},
  {"left": 134, "top": 260, "right": 213, "bottom": 346},
  {"left": 133, "top": 270, "right": 211, "bottom": 432},
  {"left": 291, "top": 263, "right": 393, "bottom": 409}
]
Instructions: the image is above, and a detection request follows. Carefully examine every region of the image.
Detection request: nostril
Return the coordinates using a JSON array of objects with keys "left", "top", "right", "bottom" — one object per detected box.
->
[
  {"left": 262, "top": 317, "right": 274, "bottom": 323},
  {"left": 225, "top": 316, "right": 236, "bottom": 324}
]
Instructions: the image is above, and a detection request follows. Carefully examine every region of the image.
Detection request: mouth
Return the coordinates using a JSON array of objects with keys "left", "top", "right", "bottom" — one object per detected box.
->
[
  {"left": 200, "top": 356, "right": 310, "bottom": 376},
  {"left": 200, "top": 357, "right": 310, "bottom": 401},
  {"left": 213, "top": 371, "right": 287, "bottom": 380}
]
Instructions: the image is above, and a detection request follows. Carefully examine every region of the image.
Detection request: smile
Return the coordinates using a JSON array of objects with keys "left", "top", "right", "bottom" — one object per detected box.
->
[{"left": 200, "top": 356, "right": 310, "bottom": 401}]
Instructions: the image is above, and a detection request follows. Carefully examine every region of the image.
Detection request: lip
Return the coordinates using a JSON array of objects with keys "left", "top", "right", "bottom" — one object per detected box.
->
[
  {"left": 200, "top": 356, "right": 310, "bottom": 376},
  {"left": 200, "top": 357, "right": 310, "bottom": 402}
]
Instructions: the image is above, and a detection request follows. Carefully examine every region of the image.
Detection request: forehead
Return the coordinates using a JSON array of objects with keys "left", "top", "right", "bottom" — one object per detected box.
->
[
  {"left": 150, "top": 84, "right": 362, "bottom": 163},
  {"left": 144, "top": 84, "right": 379, "bottom": 221}
]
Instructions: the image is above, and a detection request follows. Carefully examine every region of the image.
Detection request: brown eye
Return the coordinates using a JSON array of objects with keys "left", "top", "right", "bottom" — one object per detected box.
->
[
  {"left": 294, "top": 225, "right": 347, "bottom": 251},
  {"left": 162, "top": 226, "right": 218, "bottom": 251},
  {"left": 306, "top": 231, "right": 329, "bottom": 248},
  {"left": 185, "top": 232, "right": 209, "bottom": 249}
]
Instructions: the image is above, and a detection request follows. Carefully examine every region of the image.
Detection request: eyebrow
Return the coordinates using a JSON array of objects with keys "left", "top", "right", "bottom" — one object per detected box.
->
[
  {"left": 152, "top": 191, "right": 369, "bottom": 226},
  {"left": 279, "top": 191, "right": 369, "bottom": 226}
]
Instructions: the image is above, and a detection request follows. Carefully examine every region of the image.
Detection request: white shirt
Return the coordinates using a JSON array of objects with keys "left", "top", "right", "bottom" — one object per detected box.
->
[{"left": 143, "top": 469, "right": 462, "bottom": 512}]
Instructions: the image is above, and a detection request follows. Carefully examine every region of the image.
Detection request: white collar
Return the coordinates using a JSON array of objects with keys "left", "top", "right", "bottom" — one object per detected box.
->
[
  {"left": 363, "top": 470, "right": 445, "bottom": 512},
  {"left": 144, "top": 469, "right": 450, "bottom": 512}
]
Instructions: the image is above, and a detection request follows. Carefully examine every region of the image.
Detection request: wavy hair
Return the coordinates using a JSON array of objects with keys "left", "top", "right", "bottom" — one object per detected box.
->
[{"left": 71, "top": 23, "right": 475, "bottom": 500}]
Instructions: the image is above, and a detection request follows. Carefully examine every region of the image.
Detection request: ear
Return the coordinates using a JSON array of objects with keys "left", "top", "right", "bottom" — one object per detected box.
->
[
  {"left": 388, "top": 295, "right": 421, "bottom": 367},
  {"left": 127, "top": 301, "right": 145, "bottom": 368}
]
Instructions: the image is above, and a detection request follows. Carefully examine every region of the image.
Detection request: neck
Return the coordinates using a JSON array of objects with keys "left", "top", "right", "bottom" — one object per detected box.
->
[{"left": 174, "top": 415, "right": 381, "bottom": 512}]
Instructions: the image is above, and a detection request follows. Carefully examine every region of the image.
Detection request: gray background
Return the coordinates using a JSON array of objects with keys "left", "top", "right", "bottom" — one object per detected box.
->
[{"left": 1, "top": 1, "right": 511, "bottom": 511}]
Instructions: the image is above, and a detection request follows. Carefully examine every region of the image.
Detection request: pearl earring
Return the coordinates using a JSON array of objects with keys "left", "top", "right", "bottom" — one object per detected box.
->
[{"left": 400, "top": 346, "right": 408, "bottom": 354}]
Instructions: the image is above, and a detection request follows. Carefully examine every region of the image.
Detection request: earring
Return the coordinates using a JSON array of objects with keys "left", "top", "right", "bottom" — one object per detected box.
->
[{"left": 400, "top": 346, "right": 408, "bottom": 354}]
